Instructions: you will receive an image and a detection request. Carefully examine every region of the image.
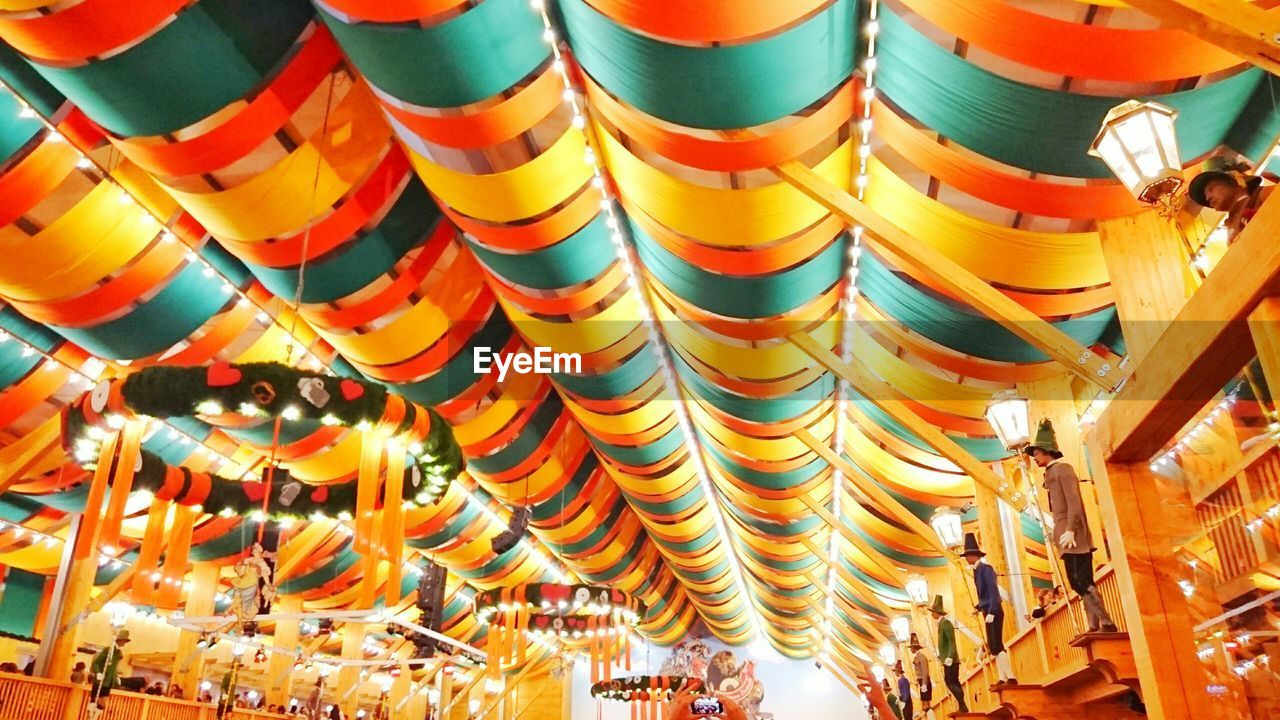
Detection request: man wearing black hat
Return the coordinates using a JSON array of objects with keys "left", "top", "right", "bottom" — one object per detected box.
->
[
  {"left": 909, "top": 633, "right": 935, "bottom": 720},
  {"left": 929, "top": 595, "right": 967, "bottom": 713},
  {"left": 895, "top": 661, "right": 912, "bottom": 720},
  {"left": 883, "top": 679, "right": 903, "bottom": 720},
  {"left": 1188, "top": 159, "right": 1273, "bottom": 244},
  {"left": 1026, "top": 420, "right": 1118, "bottom": 634},
  {"left": 962, "top": 532, "right": 1013, "bottom": 686}
]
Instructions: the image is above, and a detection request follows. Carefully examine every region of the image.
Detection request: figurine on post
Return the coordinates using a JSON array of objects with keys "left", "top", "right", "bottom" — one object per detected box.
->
[
  {"left": 962, "top": 532, "right": 1014, "bottom": 686},
  {"left": 929, "top": 595, "right": 967, "bottom": 713},
  {"left": 909, "top": 633, "right": 935, "bottom": 720},
  {"left": 1026, "top": 420, "right": 1118, "bottom": 635},
  {"left": 894, "top": 661, "right": 913, "bottom": 720}
]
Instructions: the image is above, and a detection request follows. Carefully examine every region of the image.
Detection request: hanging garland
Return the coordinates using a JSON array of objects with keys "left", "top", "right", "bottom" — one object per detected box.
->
[
  {"left": 474, "top": 583, "right": 644, "bottom": 685},
  {"left": 61, "top": 362, "right": 465, "bottom": 518},
  {"left": 590, "top": 675, "right": 700, "bottom": 720}
]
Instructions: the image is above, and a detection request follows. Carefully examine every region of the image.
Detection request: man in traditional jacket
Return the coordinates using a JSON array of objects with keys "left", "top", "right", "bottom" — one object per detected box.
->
[
  {"left": 962, "top": 532, "right": 1014, "bottom": 686},
  {"left": 1026, "top": 419, "right": 1119, "bottom": 634},
  {"left": 882, "top": 679, "right": 903, "bottom": 720},
  {"left": 929, "top": 595, "right": 967, "bottom": 712},
  {"left": 909, "top": 633, "right": 935, "bottom": 720},
  {"left": 895, "top": 661, "right": 913, "bottom": 720}
]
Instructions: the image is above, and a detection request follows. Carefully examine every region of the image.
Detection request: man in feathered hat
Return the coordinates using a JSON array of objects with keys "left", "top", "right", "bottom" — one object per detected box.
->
[
  {"left": 909, "top": 633, "right": 935, "bottom": 720},
  {"left": 929, "top": 595, "right": 967, "bottom": 713},
  {"left": 894, "top": 661, "right": 912, "bottom": 720},
  {"left": 1026, "top": 419, "right": 1118, "bottom": 634},
  {"left": 962, "top": 532, "right": 1014, "bottom": 686}
]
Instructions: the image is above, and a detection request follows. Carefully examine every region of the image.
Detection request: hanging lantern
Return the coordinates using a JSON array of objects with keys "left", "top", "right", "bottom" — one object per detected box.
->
[
  {"left": 890, "top": 616, "right": 911, "bottom": 644},
  {"left": 877, "top": 643, "right": 896, "bottom": 666},
  {"left": 905, "top": 574, "right": 929, "bottom": 607},
  {"left": 985, "top": 392, "right": 1031, "bottom": 452},
  {"left": 475, "top": 583, "right": 643, "bottom": 686},
  {"left": 1088, "top": 100, "right": 1183, "bottom": 207},
  {"left": 929, "top": 506, "right": 965, "bottom": 551},
  {"left": 589, "top": 676, "right": 697, "bottom": 720},
  {"left": 871, "top": 664, "right": 886, "bottom": 684}
]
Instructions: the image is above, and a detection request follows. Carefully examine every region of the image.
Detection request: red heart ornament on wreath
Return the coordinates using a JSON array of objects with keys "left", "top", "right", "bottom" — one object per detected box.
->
[
  {"left": 339, "top": 379, "right": 364, "bottom": 401},
  {"left": 310, "top": 486, "right": 329, "bottom": 503},
  {"left": 207, "top": 361, "right": 242, "bottom": 387},
  {"left": 242, "top": 481, "right": 266, "bottom": 502}
]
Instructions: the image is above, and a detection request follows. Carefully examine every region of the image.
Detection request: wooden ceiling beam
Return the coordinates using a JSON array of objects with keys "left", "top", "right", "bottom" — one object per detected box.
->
[
  {"left": 770, "top": 159, "right": 1123, "bottom": 393},
  {"left": 791, "top": 333, "right": 1027, "bottom": 510},
  {"left": 1121, "top": 0, "right": 1280, "bottom": 76},
  {"left": 1093, "top": 197, "right": 1280, "bottom": 462}
]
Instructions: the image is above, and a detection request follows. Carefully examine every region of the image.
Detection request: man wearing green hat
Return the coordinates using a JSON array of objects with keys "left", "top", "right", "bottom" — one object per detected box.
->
[
  {"left": 1026, "top": 419, "right": 1118, "bottom": 634},
  {"left": 929, "top": 596, "right": 967, "bottom": 713},
  {"left": 89, "top": 629, "right": 130, "bottom": 701}
]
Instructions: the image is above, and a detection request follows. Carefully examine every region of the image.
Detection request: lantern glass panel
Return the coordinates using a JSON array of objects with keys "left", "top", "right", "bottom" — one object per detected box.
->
[{"left": 891, "top": 616, "right": 911, "bottom": 643}]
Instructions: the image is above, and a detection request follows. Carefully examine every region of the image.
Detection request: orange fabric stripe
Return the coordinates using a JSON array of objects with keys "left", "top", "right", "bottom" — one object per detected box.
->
[
  {"left": 385, "top": 65, "right": 562, "bottom": 148},
  {"left": 0, "top": 0, "right": 187, "bottom": 62},
  {"left": 580, "top": 0, "right": 832, "bottom": 43}
]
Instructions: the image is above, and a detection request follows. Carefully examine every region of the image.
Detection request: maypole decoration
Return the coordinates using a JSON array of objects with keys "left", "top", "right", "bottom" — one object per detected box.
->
[
  {"left": 475, "top": 583, "right": 644, "bottom": 684},
  {"left": 60, "top": 362, "right": 465, "bottom": 607},
  {"left": 590, "top": 676, "right": 700, "bottom": 720}
]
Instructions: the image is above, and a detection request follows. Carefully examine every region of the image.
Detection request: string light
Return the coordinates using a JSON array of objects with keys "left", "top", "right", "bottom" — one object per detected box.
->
[{"left": 526, "top": 1, "right": 765, "bottom": 640}]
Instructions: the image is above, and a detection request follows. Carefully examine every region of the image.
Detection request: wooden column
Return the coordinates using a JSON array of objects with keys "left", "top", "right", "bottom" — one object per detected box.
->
[
  {"left": 972, "top": 480, "right": 1018, "bottom": 642},
  {"left": 1097, "top": 211, "right": 1191, "bottom": 365},
  {"left": 266, "top": 596, "right": 302, "bottom": 707},
  {"left": 1249, "top": 298, "right": 1280, "bottom": 401},
  {"left": 1085, "top": 451, "right": 1226, "bottom": 720},
  {"left": 173, "top": 562, "right": 221, "bottom": 696},
  {"left": 338, "top": 624, "right": 366, "bottom": 718}
]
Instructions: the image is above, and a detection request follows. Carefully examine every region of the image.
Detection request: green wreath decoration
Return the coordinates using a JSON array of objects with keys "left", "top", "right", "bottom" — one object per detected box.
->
[
  {"left": 63, "top": 362, "right": 464, "bottom": 518},
  {"left": 589, "top": 676, "right": 700, "bottom": 701}
]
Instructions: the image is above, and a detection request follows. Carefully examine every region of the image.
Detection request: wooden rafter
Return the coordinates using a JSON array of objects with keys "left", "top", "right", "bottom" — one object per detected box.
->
[
  {"left": 770, "top": 160, "right": 1122, "bottom": 393},
  {"left": 1122, "top": 0, "right": 1280, "bottom": 76},
  {"left": 790, "top": 332, "right": 1027, "bottom": 510},
  {"left": 1093, "top": 195, "right": 1280, "bottom": 462}
]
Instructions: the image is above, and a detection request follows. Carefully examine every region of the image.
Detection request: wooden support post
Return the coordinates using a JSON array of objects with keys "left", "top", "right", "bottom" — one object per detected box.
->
[
  {"left": 1097, "top": 211, "right": 1192, "bottom": 365},
  {"left": 765, "top": 159, "right": 1121, "bottom": 391},
  {"left": 1249, "top": 298, "right": 1280, "bottom": 399},
  {"left": 339, "top": 623, "right": 367, "bottom": 718},
  {"left": 791, "top": 331, "right": 1027, "bottom": 509},
  {"left": 267, "top": 596, "right": 302, "bottom": 707},
  {"left": 1086, "top": 451, "right": 1227, "bottom": 720},
  {"left": 1119, "top": 0, "right": 1280, "bottom": 76},
  {"left": 173, "top": 563, "right": 220, "bottom": 697},
  {"left": 389, "top": 662, "right": 411, "bottom": 720}
]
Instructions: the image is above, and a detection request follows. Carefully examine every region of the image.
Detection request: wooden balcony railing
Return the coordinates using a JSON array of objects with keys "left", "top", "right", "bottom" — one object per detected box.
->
[
  {"left": 0, "top": 671, "right": 88, "bottom": 720},
  {"left": 1192, "top": 440, "right": 1280, "bottom": 594},
  {"left": 925, "top": 567, "right": 1128, "bottom": 715}
]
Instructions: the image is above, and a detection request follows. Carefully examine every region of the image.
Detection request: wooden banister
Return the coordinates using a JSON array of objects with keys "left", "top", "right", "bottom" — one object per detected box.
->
[{"left": 0, "top": 671, "right": 88, "bottom": 720}]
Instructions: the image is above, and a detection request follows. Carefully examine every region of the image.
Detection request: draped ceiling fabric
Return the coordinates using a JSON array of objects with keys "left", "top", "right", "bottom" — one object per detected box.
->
[{"left": 0, "top": 0, "right": 1274, "bottom": 664}]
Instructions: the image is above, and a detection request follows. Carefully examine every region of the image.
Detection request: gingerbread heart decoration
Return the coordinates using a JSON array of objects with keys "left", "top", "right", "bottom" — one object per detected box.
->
[
  {"left": 242, "top": 481, "right": 267, "bottom": 502},
  {"left": 339, "top": 379, "right": 364, "bottom": 401},
  {"left": 310, "top": 486, "right": 329, "bottom": 504},
  {"left": 542, "top": 584, "right": 571, "bottom": 605},
  {"left": 207, "top": 361, "right": 242, "bottom": 387}
]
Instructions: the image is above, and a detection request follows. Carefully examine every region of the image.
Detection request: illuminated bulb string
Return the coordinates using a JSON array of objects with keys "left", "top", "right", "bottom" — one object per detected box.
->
[
  {"left": 824, "top": 0, "right": 881, "bottom": 659},
  {"left": 527, "top": 0, "right": 765, "bottom": 640},
  {"left": 0, "top": 80, "right": 330, "bottom": 375}
]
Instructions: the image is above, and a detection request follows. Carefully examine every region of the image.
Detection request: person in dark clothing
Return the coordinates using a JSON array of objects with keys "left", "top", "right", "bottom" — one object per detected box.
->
[
  {"left": 894, "top": 661, "right": 912, "bottom": 720},
  {"left": 930, "top": 595, "right": 967, "bottom": 713},
  {"left": 963, "top": 532, "right": 1014, "bottom": 686}
]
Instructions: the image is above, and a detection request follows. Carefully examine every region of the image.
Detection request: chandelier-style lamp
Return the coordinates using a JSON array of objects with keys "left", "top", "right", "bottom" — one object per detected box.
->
[
  {"left": 929, "top": 506, "right": 965, "bottom": 551},
  {"left": 877, "top": 642, "right": 896, "bottom": 666},
  {"left": 904, "top": 574, "right": 929, "bottom": 607},
  {"left": 871, "top": 664, "right": 886, "bottom": 684},
  {"left": 1088, "top": 100, "right": 1183, "bottom": 209},
  {"left": 986, "top": 392, "right": 1031, "bottom": 453},
  {"left": 889, "top": 616, "right": 911, "bottom": 644},
  {"left": 475, "top": 583, "right": 643, "bottom": 685}
]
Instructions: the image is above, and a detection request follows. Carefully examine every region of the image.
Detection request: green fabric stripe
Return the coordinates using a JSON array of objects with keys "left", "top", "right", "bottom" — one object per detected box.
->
[
  {"left": 633, "top": 220, "right": 846, "bottom": 317},
  {"left": 849, "top": 392, "right": 1007, "bottom": 462},
  {"left": 0, "top": 90, "right": 42, "bottom": 161},
  {"left": 0, "top": 568, "right": 45, "bottom": 639},
  {"left": 859, "top": 253, "right": 1119, "bottom": 364},
  {"left": 1226, "top": 73, "right": 1280, "bottom": 162},
  {"left": 252, "top": 177, "right": 441, "bottom": 303},
  {"left": 674, "top": 351, "right": 835, "bottom": 424},
  {"left": 877, "top": 6, "right": 1265, "bottom": 178},
  {"left": 590, "top": 426, "right": 685, "bottom": 467},
  {"left": 190, "top": 525, "right": 254, "bottom": 561},
  {"left": 558, "top": 0, "right": 857, "bottom": 129},
  {"left": 552, "top": 347, "right": 655, "bottom": 400},
  {"left": 0, "top": 43, "right": 63, "bottom": 116},
  {"left": 29, "top": 0, "right": 314, "bottom": 137},
  {"left": 0, "top": 344, "right": 41, "bottom": 389},
  {"left": 318, "top": 0, "right": 547, "bottom": 108},
  {"left": 466, "top": 214, "right": 612, "bottom": 290},
  {"left": 54, "top": 262, "right": 229, "bottom": 360}
]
